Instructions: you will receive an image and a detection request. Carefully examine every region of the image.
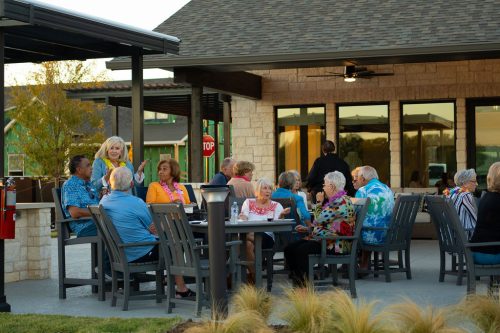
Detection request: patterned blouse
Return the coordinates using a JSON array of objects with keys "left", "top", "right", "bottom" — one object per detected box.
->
[
  {"left": 308, "top": 194, "right": 355, "bottom": 254},
  {"left": 445, "top": 187, "right": 477, "bottom": 239}
]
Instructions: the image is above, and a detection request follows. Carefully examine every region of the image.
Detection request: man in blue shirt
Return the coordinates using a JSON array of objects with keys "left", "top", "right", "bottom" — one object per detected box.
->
[
  {"left": 62, "top": 155, "right": 100, "bottom": 237},
  {"left": 272, "top": 171, "right": 311, "bottom": 227},
  {"left": 209, "top": 157, "right": 235, "bottom": 185},
  {"left": 101, "top": 167, "right": 195, "bottom": 297}
]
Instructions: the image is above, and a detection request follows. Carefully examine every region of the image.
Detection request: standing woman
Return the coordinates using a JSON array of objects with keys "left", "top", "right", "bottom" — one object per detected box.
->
[
  {"left": 146, "top": 159, "right": 191, "bottom": 204},
  {"left": 91, "top": 136, "right": 147, "bottom": 193},
  {"left": 444, "top": 168, "right": 478, "bottom": 239}
]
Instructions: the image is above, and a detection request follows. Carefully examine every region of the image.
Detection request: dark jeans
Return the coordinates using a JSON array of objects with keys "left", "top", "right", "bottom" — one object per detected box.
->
[
  {"left": 262, "top": 233, "right": 275, "bottom": 249},
  {"left": 284, "top": 239, "right": 327, "bottom": 281},
  {"left": 131, "top": 245, "right": 160, "bottom": 263}
]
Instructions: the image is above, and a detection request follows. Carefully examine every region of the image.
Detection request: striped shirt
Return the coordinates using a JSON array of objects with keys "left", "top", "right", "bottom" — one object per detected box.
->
[{"left": 447, "top": 188, "right": 477, "bottom": 239}]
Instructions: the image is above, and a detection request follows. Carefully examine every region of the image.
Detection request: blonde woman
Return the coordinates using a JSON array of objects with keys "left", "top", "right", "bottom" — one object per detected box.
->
[{"left": 91, "top": 136, "right": 147, "bottom": 192}]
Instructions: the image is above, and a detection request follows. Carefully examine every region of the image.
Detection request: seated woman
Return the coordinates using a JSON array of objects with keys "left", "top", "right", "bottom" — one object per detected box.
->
[
  {"left": 289, "top": 169, "right": 309, "bottom": 209},
  {"left": 146, "top": 159, "right": 190, "bottom": 204},
  {"left": 444, "top": 168, "right": 477, "bottom": 239},
  {"left": 146, "top": 158, "right": 193, "bottom": 298},
  {"left": 470, "top": 162, "right": 500, "bottom": 264},
  {"left": 227, "top": 160, "right": 255, "bottom": 198},
  {"left": 272, "top": 171, "right": 311, "bottom": 227},
  {"left": 284, "top": 171, "right": 355, "bottom": 285},
  {"left": 239, "top": 178, "right": 290, "bottom": 283},
  {"left": 91, "top": 136, "right": 147, "bottom": 194}
]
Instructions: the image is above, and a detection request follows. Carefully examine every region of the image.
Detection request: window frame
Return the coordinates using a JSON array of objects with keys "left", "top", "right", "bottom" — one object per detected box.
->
[
  {"left": 274, "top": 104, "right": 326, "bottom": 181},
  {"left": 8, "top": 153, "right": 25, "bottom": 176},
  {"left": 399, "top": 99, "right": 457, "bottom": 188},
  {"left": 336, "top": 101, "right": 391, "bottom": 184}
]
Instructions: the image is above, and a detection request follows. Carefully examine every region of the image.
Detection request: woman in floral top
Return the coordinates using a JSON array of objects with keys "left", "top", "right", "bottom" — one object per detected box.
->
[{"left": 284, "top": 171, "right": 355, "bottom": 285}]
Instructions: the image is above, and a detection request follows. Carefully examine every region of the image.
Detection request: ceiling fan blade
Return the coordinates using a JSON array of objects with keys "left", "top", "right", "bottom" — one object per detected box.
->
[
  {"left": 307, "top": 74, "right": 344, "bottom": 78},
  {"left": 368, "top": 72, "right": 394, "bottom": 76}
]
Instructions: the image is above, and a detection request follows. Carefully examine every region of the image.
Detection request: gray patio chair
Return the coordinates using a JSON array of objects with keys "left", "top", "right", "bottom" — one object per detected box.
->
[
  {"left": 426, "top": 195, "right": 500, "bottom": 293},
  {"left": 263, "top": 196, "right": 300, "bottom": 291},
  {"left": 308, "top": 198, "right": 370, "bottom": 298},
  {"left": 88, "top": 205, "right": 164, "bottom": 311},
  {"left": 426, "top": 195, "right": 466, "bottom": 285},
  {"left": 52, "top": 188, "right": 104, "bottom": 300},
  {"left": 360, "top": 194, "right": 421, "bottom": 282},
  {"left": 149, "top": 203, "right": 241, "bottom": 316}
]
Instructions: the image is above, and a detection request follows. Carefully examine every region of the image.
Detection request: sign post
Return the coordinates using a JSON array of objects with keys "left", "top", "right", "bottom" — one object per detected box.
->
[{"left": 203, "top": 134, "right": 215, "bottom": 158}]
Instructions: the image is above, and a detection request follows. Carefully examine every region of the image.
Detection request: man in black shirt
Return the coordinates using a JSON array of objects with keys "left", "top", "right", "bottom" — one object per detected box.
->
[{"left": 306, "top": 140, "right": 355, "bottom": 202}]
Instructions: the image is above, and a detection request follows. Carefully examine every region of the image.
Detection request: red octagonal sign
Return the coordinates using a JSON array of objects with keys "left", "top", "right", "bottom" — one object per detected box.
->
[{"left": 202, "top": 134, "right": 215, "bottom": 157}]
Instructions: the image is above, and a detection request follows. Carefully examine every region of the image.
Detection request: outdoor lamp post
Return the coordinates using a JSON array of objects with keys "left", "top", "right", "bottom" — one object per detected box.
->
[{"left": 201, "top": 186, "right": 229, "bottom": 318}]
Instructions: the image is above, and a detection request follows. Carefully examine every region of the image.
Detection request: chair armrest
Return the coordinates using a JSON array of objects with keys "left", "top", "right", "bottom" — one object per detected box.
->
[
  {"left": 118, "top": 240, "right": 160, "bottom": 248},
  {"left": 362, "top": 226, "right": 388, "bottom": 231},
  {"left": 194, "top": 238, "right": 204, "bottom": 244},
  {"left": 225, "top": 240, "right": 242, "bottom": 247},
  {"left": 55, "top": 217, "right": 79, "bottom": 224},
  {"left": 312, "top": 235, "right": 357, "bottom": 241},
  {"left": 193, "top": 244, "right": 209, "bottom": 250},
  {"left": 465, "top": 241, "right": 500, "bottom": 248}
]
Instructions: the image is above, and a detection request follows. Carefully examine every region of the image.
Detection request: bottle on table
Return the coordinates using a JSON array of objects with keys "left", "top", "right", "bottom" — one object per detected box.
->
[{"left": 230, "top": 201, "right": 239, "bottom": 224}]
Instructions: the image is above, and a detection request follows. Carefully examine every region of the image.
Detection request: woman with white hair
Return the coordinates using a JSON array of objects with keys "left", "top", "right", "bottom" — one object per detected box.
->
[
  {"left": 284, "top": 171, "right": 355, "bottom": 285},
  {"left": 91, "top": 136, "right": 147, "bottom": 193},
  {"left": 239, "top": 178, "right": 290, "bottom": 283},
  {"left": 444, "top": 168, "right": 478, "bottom": 239}
]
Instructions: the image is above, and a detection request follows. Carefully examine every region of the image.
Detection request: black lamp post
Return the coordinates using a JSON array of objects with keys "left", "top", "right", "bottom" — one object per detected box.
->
[{"left": 200, "top": 186, "right": 229, "bottom": 318}]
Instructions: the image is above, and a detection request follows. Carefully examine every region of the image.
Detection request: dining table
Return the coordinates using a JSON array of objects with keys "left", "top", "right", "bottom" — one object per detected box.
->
[{"left": 190, "top": 219, "right": 295, "bottom": 288}]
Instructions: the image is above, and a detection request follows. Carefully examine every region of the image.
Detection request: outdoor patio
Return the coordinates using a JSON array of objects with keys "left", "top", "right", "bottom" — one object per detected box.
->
[{"left": 4, "top": 237, "right": 482, "bottom": 322}]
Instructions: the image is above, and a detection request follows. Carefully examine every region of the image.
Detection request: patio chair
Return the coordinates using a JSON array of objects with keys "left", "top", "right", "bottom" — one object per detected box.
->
[
  {"left": 51, "top": 188, "right": 104, "bottom": 300},
  {"left": 149, "top": 203, "right": 241, "bottom": 316},
  {"left": 360, "top": 194, "right": 421, "bottom": 282},
  {"left": 426, "top": 195, "right": 466, "bottom": 285},
  {"left": 88, "top": 205, "right": 164, "bottom": 311},
  {"left": 426, "top": 195, "right": 500, "bottom": 293},
  {"left": 262, "top": 196, "right": 300, "bottom": 291},
  {"left": 308, "top": 198, "right": 370, "bottom": 298}
]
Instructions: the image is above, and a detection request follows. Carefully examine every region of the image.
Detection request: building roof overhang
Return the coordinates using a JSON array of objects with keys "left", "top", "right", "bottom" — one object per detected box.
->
[{"left": 0, "top": 0, "right": 179, "bottom": 63}]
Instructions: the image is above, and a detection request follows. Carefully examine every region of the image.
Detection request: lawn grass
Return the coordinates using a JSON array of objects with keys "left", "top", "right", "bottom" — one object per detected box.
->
[{"left": 0, "top": 313, "right": 182, "bottom": 333}]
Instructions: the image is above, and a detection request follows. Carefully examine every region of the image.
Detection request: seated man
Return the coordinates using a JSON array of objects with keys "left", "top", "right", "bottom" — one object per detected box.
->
[
  {"left": 101, "top": 166, "right": 194, "bottom": 298},
  {"left": 355, "top": 165, "right": 395, "bottom": 270},
  {"left": 272, "top": 171, "right": 311, "bottom": 228},
  {"left": 62, "top": 155, "right": 100, "bottom": 237},
  {"left": 209, "top": 157, "right": 236, "bottom": 185}
]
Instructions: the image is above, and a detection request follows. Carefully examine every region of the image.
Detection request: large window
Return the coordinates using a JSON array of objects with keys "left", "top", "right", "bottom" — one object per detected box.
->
[
  {"left": 276, "top": 106, "right": 325, "bottom": 181},
  {"left": 466, "top": 99, "right": 500, "bottom": 191},
  {"left": 337, "top": 104, "right": 390, "bottom": 184},
  {"left": 401, "top": 102, "right": 456, "bottom": 187}
]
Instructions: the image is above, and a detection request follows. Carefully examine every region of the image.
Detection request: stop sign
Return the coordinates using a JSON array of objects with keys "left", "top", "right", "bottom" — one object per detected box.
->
[{"left": 202, "top": 134, "right": 216, "bottom": 157}]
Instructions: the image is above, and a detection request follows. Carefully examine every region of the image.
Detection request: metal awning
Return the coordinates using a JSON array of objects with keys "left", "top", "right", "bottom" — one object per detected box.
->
[{"left": 0, "top": 0, "right": 179, "bottom": 63}]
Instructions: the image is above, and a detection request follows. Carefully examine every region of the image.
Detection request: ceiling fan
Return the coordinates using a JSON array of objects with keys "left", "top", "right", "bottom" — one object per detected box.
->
[{"left": 307, "top": 65, "right": 394, "bottom": 82}]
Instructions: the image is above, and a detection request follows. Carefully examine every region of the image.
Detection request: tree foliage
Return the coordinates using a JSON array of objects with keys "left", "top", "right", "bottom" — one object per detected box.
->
[{"left": 8, "top": 61, "right": 107, "bottom": 184}]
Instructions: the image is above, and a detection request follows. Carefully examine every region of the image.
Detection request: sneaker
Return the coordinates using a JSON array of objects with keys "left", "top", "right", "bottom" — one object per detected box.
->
[{"left": 175, "top": 288, "right": 196, "bottom": 298}]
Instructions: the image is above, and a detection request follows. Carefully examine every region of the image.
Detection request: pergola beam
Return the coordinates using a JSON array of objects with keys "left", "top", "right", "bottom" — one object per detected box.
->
[{"left": 174, "top": 68, "right": 261, "bottom": 100}]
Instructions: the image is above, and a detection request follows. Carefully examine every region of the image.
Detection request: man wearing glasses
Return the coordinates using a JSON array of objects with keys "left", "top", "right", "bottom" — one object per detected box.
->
[{"left": 62, "top": 155, "right": 100, "bottom": 237}]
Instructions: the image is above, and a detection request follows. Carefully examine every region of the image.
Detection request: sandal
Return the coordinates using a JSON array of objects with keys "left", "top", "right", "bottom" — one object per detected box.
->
[{"left": 175, "top": 288, "right": 196, "bottom": 298}]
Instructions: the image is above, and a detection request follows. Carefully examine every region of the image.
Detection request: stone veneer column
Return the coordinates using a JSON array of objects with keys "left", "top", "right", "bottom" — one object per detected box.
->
[
  {"left": 326, "top": 103, "right": 336, "bottom": 142},
  {"left": 455, "top": 98, "right": 467, "bottom": 170},
  {"left": 389, "top": 100, "right": 401, "bottom": 188},
  {"left": 5, "top": 203, "right": 52, "bottom": 282}
]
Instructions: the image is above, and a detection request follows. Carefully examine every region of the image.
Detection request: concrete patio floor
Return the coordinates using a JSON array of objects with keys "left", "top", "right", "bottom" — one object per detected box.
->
[{"left": 5, "top": 238, "right": 486, "bottom": 321}]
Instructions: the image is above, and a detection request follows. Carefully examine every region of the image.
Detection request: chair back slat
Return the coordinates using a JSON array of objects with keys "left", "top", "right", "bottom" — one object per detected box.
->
[
  {"left": 150, "top": 203, "right": 198, "bottom": 269},
  {"left": 426, "top": 195, "right": 463, "bottom": 254},
  {"left": 88, "top": 205, "right": 127, "bottom": 266},
  {"left": 351, "top": 198, "right": 370, "bottom": 253},
  {"left": 386, "top": 195, "right": 420, "bottom": 245},
  {"left": 51, "top": 188, "right": 72, "bottom": 237}
]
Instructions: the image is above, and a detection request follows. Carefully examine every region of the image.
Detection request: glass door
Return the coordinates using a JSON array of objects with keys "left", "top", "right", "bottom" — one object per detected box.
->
[{"left": 466, "top": 99, "right": 500, "bottom": 191}]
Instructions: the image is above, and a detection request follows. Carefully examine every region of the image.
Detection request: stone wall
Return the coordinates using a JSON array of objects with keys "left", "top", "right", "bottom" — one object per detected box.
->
[
  {"left": 231, "top": 59, "right": 500, "bottom": 185},
  {"left": 4, "top": 203, "right": 52, "bottom": 282}
]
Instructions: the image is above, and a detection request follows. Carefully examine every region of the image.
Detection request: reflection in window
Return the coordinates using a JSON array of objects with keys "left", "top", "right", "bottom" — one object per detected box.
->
[
  {"left": 276, "top": 106, "right": 325, "bottom": 181},
  {"left": 338, "top": 105, "right": 390, "bottom": 184},
  {"left": 402, "top": 102, "right": 456, "bottom": 187},
  {"left": 474, "top": 104, "right": 500, "bottom": 190}
]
